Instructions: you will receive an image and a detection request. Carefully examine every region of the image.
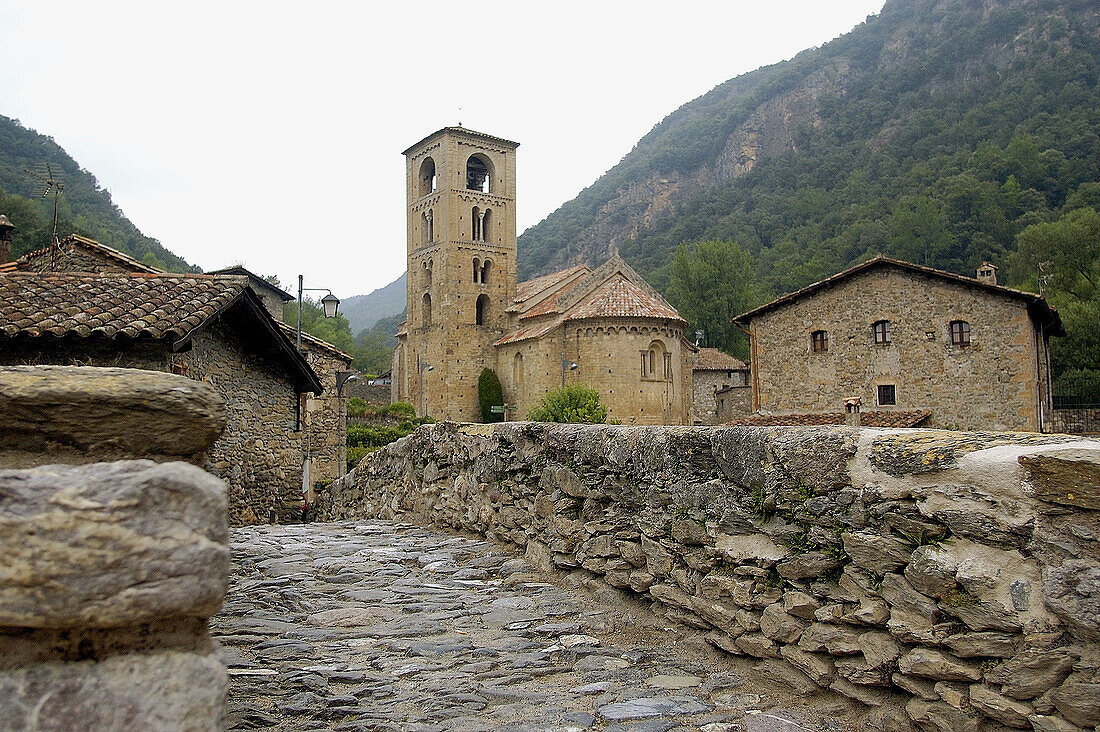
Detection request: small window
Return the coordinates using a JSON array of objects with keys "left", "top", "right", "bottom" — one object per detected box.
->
[
  {"left": 811, "top": 330, "right": 829, "bottom": 353},
  {"left": 422, "top": 293, "right": 432, "bottom": 328},
  {"left": 472, "top": 206, "right": 482, "bottom": 241},
  {"left": 475, "top": 294, "right": 489, "bottom": 325},
  {"left": 950, "top": 320, "right": 971, "bottom": 346},
  {"left": 418, "top": 157, "right": 437, "bottom": 197},
  {"left": 466, "top": 155, "right": 491, "bottom": 193},
  {"left": 472, "top": 258, "right": 480, "bottom": 284},
  {"left": 481, "top": 259, "right": 491, "bottom": 285},
  {"left": 877, "top": 384, "right": 896, "bottom": 406},
  {"left": 873, "top": 320, "right": 891, "bottom": 344}
]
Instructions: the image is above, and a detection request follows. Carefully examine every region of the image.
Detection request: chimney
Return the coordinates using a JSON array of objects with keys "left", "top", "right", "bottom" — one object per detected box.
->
[
  {"left": 976, "top": 262, "right": 998, "bottom": 286},
  {"left": 844, "top": 396, "right": 861, "bottom": 428},
  {"left": 0, "top": 214, "right": 13, "bottom": 265}
]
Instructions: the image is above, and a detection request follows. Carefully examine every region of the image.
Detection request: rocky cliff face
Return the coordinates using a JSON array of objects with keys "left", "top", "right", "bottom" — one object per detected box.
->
[{"left": 516, "top": 0, "right": 1100, "bottom": 279}]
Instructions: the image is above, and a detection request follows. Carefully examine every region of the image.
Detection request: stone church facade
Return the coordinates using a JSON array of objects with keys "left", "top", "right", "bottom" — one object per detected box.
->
[{"left": 392, "top": 127, "right": 693, "bottom": 425}]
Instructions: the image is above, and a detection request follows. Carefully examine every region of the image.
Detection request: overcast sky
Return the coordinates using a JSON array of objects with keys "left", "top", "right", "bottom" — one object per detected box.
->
[{"left": 0, "top": 1, "right": 884, "bottom": 300}]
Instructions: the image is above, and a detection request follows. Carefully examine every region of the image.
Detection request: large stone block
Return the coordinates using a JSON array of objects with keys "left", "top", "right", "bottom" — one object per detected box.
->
[
  {"left": 1019, "top": 448, "right": 1100, "bottom": 511},
  {"left": 0, "top": 650, "right": 226, "bottom": 731},
  {"left": 0, "top": 461, "right": 229, "bottom": 628},
  {"left": 0, "top": 366, "right": 225, "bottom": 463}
]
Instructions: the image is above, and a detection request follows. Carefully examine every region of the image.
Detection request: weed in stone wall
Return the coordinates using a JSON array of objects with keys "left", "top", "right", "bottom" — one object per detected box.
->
[
  {"left": 895, "top": 527, "right": 952, "bottom": 549},
  {"left": 943, "top": 589, "right": 978, "bottom": 607}
]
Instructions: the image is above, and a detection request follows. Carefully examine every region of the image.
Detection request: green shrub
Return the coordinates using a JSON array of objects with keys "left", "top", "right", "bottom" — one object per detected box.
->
[
  {"left": 386, "top": 401, "right": 416, "bottom": 418},
  {"left": 478, "top": 369, "right": 504, "bottom": 423},
  {"left": 346, "top": 444, "right": 371, "bottom": 471},
  {"left": 527, "top": 384, "right": 609, "bottom": 423},
  {"left": 346, "top": 397, "right": 368, "bottom": 417}
]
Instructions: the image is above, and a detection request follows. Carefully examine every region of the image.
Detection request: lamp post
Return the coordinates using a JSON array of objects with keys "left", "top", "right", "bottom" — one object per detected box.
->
[
  {"left": 419, "top": 358, "right": 434, "bottom": 416},
  {"left": 297, "top": 274, "right": 340, "bottom": 352},
  {"left": 561, "top": 354, "right": 578, "bottom": 388}
]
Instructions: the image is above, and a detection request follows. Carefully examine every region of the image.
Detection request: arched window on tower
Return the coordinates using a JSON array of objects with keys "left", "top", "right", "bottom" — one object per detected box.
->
[
  {"left": 466, "top": 154, "right": 492, "bottom": 193},
  {"left": 641, "top": 339, "right": 669, "bottom": 381},
  {"left": 423, "top": 259, "right": 432, "bottom": 289},
  {"left": 422, "top": 293, "right": 432, "bottom": 328},
  {"left": 472, "top": 258, "right": 481, "bottom": 284},
  {"left": 482, "top": 208, "right": 492, "bottom": 242},
  {"left": 471, "top": 206, "right": 481, "bottom": 241},
  {"left": 418, "top": 157, "right": 437, "bottom": 197},
  {"left": 480, "top": 259, "right": 491, "bottom": 285},
  {"left": 475, "top": 294, "right": 489, "bottom": 325}
]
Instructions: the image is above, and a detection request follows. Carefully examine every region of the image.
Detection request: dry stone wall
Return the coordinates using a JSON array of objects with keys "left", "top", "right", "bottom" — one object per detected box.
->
[
  {"left": 0, "top": 366, "right": 229, "bottom": 731},
  {"left": 316, "top": 422, "right": 1100, "bottom": 731}
]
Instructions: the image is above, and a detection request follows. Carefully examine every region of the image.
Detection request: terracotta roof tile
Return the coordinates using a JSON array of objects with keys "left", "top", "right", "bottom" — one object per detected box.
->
[
  {"left": 727, "top": 410, "right": 932, "bottom": 428},
  {"left": 0, "top": 272, "right": 247, "bottom": 343},
  {"left": 493, "top": 320, "right": 559, "bottom": 347},
  {"left": 513, "top": 265, "right": 589, "bottom": 305},
  {"left": 15, "top": 235, "right": 165, "bottom": 274},
  {"left": 694, "top": 347, "right": 748, "bottom": 371},
  {"left": 519, "top": 277, "right": 586, "bottom": 319},
  {"left": 565, "top": 274, "right": 685, "bottom": 324}
]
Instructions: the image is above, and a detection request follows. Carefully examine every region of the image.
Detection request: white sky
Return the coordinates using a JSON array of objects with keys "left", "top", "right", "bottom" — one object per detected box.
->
[{"left": 0, "top": 1, "right": 884, "bottom": 300}]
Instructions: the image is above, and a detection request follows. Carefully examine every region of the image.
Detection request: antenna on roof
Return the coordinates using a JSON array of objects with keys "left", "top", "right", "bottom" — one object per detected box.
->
[
  {"left": 25, "top": 163, "right": 66, "bottom": 268},
  {"left": 458, "top": 107, "right": 463, "bottom": 128}
]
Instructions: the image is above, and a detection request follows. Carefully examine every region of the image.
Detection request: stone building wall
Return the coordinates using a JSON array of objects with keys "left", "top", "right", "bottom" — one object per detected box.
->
[
  {"left": 0, "top": 366, "right": 229, "bottom": 730},
  {"left": 299, "top": 343, "right": 351, "bottom": 491},
  {"left": 317, "top": 422, "right": 1100, "bottom": 731},
  {"left": 750, "top": 268, "right": 1050, "bottom": 432},
  {"left": 716, "top": 385, "right": 753, "bottom": 424},
  {"left": 694, "top": 369, "right": 750, "bottom": 424},
  {"left": 181, "top": 324, "right": 302, "bottom": 524}
]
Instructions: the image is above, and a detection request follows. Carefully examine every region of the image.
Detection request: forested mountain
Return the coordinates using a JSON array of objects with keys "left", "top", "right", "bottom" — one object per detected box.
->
[
  {"left": 516, "top": 0, "right": 1100, "bottom": 381},
  {"left": 0, "top": 114, "right": 195, "bottom": 271},
  {"left": 339, "top": 272, "right": 406, "bottom": 335}
]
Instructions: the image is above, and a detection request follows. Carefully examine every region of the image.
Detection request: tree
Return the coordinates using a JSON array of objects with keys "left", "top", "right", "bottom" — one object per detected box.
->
[
  {"left": 478, "top": 369, "right": 504, "bottom": 423},
  {"left": 283, "top": 296, "right": 357, "bottom": 354},
  {"left": 527, "top": 384, "right": 608, "bottom": 424},
  {"left": 666, "top": 240, "right": 760, "bottom": 359}
]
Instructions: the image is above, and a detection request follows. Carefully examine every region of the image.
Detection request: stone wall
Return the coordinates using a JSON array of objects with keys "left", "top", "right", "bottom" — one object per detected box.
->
[
  {"left": 716, "top": 384, "right": 753, "bottom": 424},
  {"left": 1051, "top": 408, "right": 1100, "bottom": 436},
  {"left": 0, "top": 366, "right": 229, "bottom": 731},
  {"left": 299, "top": 341, "right": 352, "bottom": 491},
  {"left": 749, "top": 267, "right": 1052, "bottom": 432},
  {"left": 316, "top": 422, "right": 1100, "bottom": 731},
  {"left": 694, "top": 369, "right": 750, "bottom": 425}
]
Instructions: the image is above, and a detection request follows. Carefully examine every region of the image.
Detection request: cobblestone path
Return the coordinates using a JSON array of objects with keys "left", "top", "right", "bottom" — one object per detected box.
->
[{"left": 214, "top": 522, "right": 857, "bottom": 732}]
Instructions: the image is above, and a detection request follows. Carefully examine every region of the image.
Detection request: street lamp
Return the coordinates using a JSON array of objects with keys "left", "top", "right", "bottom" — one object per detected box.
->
[
  {"left": 419, "top": 359, "right": 434, "bottom": 416},
  {"left": 561, "top": 354, "right": 578, "bottom": 387},
  {"left": 297, "top": 274, "right": 340, "bottom": 351}
]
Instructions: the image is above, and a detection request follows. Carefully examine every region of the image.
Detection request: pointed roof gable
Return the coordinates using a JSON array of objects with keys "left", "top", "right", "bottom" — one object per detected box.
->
[{"left": 565, "top": 273, "right": 685, "bottom": 323}]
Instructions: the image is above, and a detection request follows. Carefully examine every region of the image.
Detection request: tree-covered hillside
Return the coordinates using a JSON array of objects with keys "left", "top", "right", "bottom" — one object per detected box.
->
[
  {"left": 517, "top": 0, "right": 1100, "bottom": 382},
  {"left": 0, "top": 114, "right": 195, "bottom": 271}
]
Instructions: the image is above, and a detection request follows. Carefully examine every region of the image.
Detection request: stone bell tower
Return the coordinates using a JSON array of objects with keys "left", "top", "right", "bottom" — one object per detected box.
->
[{"left": 402, "top": 127, "right": 519, "bottom": 420}]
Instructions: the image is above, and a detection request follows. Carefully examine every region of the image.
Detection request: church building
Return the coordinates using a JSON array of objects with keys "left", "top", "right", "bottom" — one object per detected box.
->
[{"left": 391, "top": 127, "right": 694, "bottom": 424}]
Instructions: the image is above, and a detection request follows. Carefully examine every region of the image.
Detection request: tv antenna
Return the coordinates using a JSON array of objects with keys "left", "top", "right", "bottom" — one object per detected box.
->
[{"left": 26, "top": 163, "right": 66, "bottom": 267}]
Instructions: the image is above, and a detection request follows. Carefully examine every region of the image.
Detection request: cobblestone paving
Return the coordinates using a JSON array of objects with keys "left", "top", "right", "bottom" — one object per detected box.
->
[{"left": 215, "top": 521, "right": 859, "bottom": 732}]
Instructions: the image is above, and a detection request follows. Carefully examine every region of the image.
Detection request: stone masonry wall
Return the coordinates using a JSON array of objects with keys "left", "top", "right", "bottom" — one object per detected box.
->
[
  {"left": 694, "top": 370, "right": 750, "bottom": 425},
  {"left": 751, "top": 267, "right": 1049, "bottom": 432},
  {"left": 316, "top": 422, "right": 1100, "bottom": 731},
  {"left": 0, "top": 366, "right": 229, "bottom": 731},
  {"left": 300, "top": 343, "right": 351, "bottom": 491}
]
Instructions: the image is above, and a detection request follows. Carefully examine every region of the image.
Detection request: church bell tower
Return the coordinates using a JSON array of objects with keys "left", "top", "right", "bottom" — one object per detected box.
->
[{"left": 402, "top": 127, "right": 519, "bottom": 420}]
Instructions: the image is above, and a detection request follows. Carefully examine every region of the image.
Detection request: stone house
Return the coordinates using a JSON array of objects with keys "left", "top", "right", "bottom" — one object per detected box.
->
[
  {"left": 2, "top": 239, "right": 354, "bottom": 497},
  {"left": 691, "top": 347, "right": 751, "bottom": 425},
  {"left": 0, "top": 271, "right": 324, "bottom": 524},
  {"left": 392, "top": 127, "right": 694, "bottom": 425},
  {"left": 734, "top": 257, "right": 1064, "bottom": 432}
]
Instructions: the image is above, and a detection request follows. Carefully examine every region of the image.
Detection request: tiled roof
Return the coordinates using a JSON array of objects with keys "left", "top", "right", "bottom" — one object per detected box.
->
[
  {"left": 694, "top": 347, "right": 748, "bottom": 371},
  {"left": 512, "top": 266, "right": 589, "bottom": 306},
  {"left": 520, "top": 277, "right": 586, "bottom": 320},
  {"left": 494, "top": 320, "right": 559, "bottom": 347},
  {"left": 727, "top": 410, "right": 932, "bottom": 428},
  {"left": 0, "top": 272, "right": 246, "bottom": 340},
  {"left": 15, "top": 235, "right": 165, "bottom": 274},
  {"left": 0, "top": 272, "right": 323, "bottom": 393},
  {"left": 565, "top": 274, "right": 685, "bottom": 324},
  {"left": 734, "top": 256, "right": 1063, "bottom": 335},
  {"left": 275, "top": 321, "right": 354, "bottom": 363}
]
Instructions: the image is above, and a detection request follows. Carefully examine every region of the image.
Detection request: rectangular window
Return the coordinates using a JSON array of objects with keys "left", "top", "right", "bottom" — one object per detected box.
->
[
  {"left": 873, "top": 320, "right": 891, "bottom": 344},
  {"left": 950, "top": 320, "right": 971, "bottom": 346},
  {"left": 877, "top": 384, "right": 896, "bottom": 406},
  {"left": 811, "top": 330, "right": 829, "bottom": 353}
]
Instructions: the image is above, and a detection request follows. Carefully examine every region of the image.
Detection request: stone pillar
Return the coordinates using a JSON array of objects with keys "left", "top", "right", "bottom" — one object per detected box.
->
[{"left": 0, "top": 366, "right": 230, "bottom": 731}]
